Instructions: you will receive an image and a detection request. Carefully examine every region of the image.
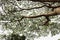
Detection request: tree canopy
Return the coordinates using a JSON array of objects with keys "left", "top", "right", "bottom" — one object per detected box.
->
[{"left": 0, "top": 0, "right": 60, "bottom": 40}]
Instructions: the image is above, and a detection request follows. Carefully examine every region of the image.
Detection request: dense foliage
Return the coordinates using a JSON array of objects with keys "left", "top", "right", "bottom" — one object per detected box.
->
[{"left": 0, "top": 0, "right": 60, "bottom": 40}]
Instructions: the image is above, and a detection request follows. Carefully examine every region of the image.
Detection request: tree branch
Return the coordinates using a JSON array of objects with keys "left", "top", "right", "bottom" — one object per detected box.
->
[
  {"left": 10, "top": 0, "right": 60, "bottom": 25},
  {"left": 10, "top": 0, "right": 60, "bottom": 11},
  {"left": 21, "top": 8, "right": 59, "bottom": 25},
  {"left": 21, "top": 11, "right": 57, "bottom": 18},
  {"left": 17, "top": 4, "right": 60, "bottom": 12}
]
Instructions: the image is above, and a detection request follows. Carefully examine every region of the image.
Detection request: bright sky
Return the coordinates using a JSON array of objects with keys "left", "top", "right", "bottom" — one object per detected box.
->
[
  {"left": 0, "top": 25, "right": 60, "bottom": 40},
  {"left": 34, "top": 31, "right": 60, "bottom": 40},
  {"left": 0, "top": 5, "right": 60, "bottom": 40},
  {"left": 0, "top": 2, "right": 60, "bottom": 40}
]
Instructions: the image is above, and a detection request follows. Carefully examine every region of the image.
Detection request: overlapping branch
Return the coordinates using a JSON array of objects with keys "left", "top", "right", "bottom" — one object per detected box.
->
[
  {"left": 10, "top": 0, "right": 60, "bottom": 25},
  {"left": 12, "top": 0, "right": 60, "bottom": 11}
]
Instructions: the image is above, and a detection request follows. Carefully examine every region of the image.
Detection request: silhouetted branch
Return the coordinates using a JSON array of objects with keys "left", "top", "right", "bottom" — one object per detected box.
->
[
  {"left": 9, "top": 0, "right": 60, "bottom": 25},
  {"left": 10, "top": 0, "right": 60, "bottom": 11},
  {"left": 21, "top": 7, "right": 60, "bottom": 25}
]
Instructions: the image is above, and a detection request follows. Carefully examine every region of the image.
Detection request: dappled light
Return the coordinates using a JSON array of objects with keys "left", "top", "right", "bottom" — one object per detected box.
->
[{"left": 0, "top": 0, "right": 60, "bottom": 40}]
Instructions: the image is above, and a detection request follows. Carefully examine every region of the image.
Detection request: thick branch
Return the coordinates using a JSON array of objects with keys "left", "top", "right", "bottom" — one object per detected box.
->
[
  {"left": 21, "top": 8, "right": 59, "bottom": 25},
  {"left": 21, "top": 11, "right": 57, "bottom": 18}
]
